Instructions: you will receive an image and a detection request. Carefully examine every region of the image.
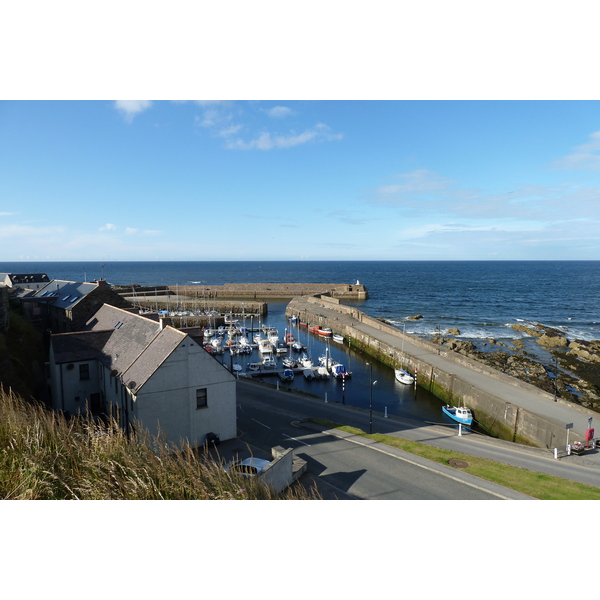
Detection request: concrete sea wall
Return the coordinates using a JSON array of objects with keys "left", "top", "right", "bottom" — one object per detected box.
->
[{"left": 287, "top": 295, "right": 582, "bottom": 448}]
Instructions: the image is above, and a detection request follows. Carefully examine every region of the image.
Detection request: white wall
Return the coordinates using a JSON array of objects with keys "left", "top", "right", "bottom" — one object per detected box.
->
[
  {"left": 134, "top": 341, "right": 237, "bottom": 447},
  {"left": 48, "top": 352, "right": 101, "bottom": 415}
]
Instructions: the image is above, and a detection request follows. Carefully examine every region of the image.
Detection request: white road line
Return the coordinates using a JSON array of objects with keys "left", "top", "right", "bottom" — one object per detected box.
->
[
  {"left": 252, "top": 419, "right": 271, "bottom": 429},
  {"left": 282, "top": 433, "right": 311, "bottom": 446}
]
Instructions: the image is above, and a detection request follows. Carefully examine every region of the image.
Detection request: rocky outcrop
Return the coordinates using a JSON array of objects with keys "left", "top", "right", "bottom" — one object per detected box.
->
[
  {"left": 568, "top": 340, "right": 600, "bottom": 364},
  {"left": 445, "top": 339, "right": 476, "bottom": 354},
  {"left": 447, "top": 327, "right": 461, "bottom": 335},
  {"left": 537, "top": 334, "right": 569, "bottom": 348},
  {"left": 511, "top": 323, "right": 544, "bottom": 337},
  {"left": 407, "top": 314, "right": 423, "bottom": 320},
  {"left": 433, "top": 319, "right": 600, "bottom": 411}
]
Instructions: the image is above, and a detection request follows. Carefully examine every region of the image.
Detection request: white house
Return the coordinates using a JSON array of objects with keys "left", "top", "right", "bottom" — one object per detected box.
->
[{"left": 49, "top": 304, "right": 237, "bottom": 447}]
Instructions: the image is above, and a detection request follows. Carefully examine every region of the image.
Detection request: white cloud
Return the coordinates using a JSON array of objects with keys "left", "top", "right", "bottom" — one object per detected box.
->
[
  {"left": 99, "top": 223, "right": 118, "bottom": 231},
  {"left": 554, "top": 130, "right": 600, "bottom": 170},
  {"left": 373, "top": 169, "right": 454, "bottom": 200},
  {"left": 225, "top": 123, "right": 343, "bottom": 150},
  {"left": 114, "top": 100, "right": 153, "bottom": 122},
  {"left": 266, "top": 106, "right": 293, "bottom": 119},
  {"left": 0, "top": 212, "right": 17, "bottom": 216},
  {"left": 125, "top": 227, "right": 138, "bottom": 235}
]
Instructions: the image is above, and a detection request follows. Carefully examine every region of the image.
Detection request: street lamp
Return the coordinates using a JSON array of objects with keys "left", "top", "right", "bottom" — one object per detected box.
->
[{"left": 366, "top": 362, "right": 378, "bottom": 434}]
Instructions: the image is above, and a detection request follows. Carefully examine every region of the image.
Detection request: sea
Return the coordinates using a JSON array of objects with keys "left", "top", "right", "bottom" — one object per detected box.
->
[{"left": 3, "top": 260, "right": 600, "bottom": 426}]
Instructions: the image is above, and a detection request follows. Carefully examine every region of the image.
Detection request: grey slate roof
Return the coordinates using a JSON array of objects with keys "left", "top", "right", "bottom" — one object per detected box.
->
[
  {"left": 122, "top": 326, "right": 186, "bottom": 393},
  {"left": 85, "top": 304, "right": 162, "bottom": 377},
  {"left": 51, "top": 330, "right": 114, "bottom": 364},
  {"left": 0, "top": 273, "right": 50, "bottom": 286},
  {"left": 51, "top": 303, "right": 207, "bottom": 394},
  {"left": 34, "top": 279, "right": 98, "bottom": 309}
]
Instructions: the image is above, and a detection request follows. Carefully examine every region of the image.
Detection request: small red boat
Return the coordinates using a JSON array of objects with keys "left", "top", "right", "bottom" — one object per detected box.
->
[{"left": 308, "top": 325, "right": 332, "bottom": 337}]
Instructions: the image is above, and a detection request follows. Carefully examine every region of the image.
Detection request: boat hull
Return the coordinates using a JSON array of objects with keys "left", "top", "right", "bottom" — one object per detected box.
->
[
  {"left": 395, "top": 369, "right": 414, "bottom": 385},
  {"left": 442, "top": 405, "right": 473, "bottom": 425}
]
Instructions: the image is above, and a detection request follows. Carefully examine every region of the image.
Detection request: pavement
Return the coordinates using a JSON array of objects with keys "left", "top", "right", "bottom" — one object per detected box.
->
[{"left": 288, "top": 296, "right": 600, "bottom": 446}]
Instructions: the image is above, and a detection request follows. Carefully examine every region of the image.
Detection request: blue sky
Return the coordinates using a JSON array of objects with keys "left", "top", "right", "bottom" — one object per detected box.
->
[
  {"left": 0, "top": 101, "right": 600, "bottom": 260},
  {"left": 3, "top": 1, "right": 599, "bottom": 263},
  {"left": 2, "top": 100, "right": 600, "bottom": 261}
]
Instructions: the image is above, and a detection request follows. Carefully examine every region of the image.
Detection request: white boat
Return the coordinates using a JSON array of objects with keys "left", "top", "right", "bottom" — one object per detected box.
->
[
  {"left": 442, "top": 405, "right": 473, "bottom": 425},
  {"left": 318, "top": 354, "right": 335, "bottom": 369},
  {"left": 303, "top": 368, "right": 315, "bottom": 380},
  {"left": 232, "top": 363, "right": 243, "bottom": 373},
  {"left": 279, "top": 368, "right": 294, "bottom": 382},
  {"left": 317, "top": 365, "right": 330, "bottom": 379},
  {"left": 331, "top": 363, "right": 351, "bottom": 379},
  {"left": 247, "top": 362, "right": 262, "bottom": 372},
  {"left": 262, "top": 356, "right": 277, "bottom": 369},
  {"left": 332, "top": 334, "right": 344, "bottom": 343},
  {"left": 275, "top": 341, "right": 288, "bottom": 354},
  {"left": 259, "top": 339, "right": 273, "bottom": 354},
  {"left": 282, "top": 356, "right": 297, "bottom": 368},
  {"left": 395, "top": 369, "right": 414, "bottom": 385},
  {"left": 299, "top": 353, "right": 313, "bottom": 368},
  {"left": 291, "top": 341, "right": 305, "bottom": 352}
]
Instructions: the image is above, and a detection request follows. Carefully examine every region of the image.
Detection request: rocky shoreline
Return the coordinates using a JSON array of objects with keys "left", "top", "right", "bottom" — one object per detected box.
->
[{"left": 422, "top": 322, "right": 600, "bottom": 413}]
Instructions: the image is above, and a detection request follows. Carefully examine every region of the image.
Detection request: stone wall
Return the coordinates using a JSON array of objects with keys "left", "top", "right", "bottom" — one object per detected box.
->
[
  {"left": 289, "top": 295, "right": 588, "bottom": 448},
  {"left": 173, "top": 282, "right": 368, "bottom": 300}
]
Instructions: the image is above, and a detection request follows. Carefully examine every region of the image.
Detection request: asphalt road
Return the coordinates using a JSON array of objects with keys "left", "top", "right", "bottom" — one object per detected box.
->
[{"left": 231, "top": 378, "right": 536, "bottom": 500}]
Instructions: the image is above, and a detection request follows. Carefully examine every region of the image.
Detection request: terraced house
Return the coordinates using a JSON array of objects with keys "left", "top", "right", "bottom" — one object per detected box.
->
[{"left": 48, "top": 304, "right": 237, "bottom": 447}]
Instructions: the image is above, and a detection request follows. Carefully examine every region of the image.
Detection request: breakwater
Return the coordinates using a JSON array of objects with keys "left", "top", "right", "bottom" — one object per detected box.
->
[
  {"left": 286, "top": 294, "right": 598, "bottom": 448},
  {"left": 171, "top": 282, "right": 368, "bottom": 300}
]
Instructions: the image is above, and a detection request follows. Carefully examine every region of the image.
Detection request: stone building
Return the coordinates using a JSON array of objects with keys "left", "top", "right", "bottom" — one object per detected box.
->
[
  {"left": 0, "top": 272, "right": 51, "bottom": 292},
  {"left": 21, "top": 279, "right": 131, "bottom": 333},
  {"left": 48, "top": 304, "right": 237, "bottom": 447}
]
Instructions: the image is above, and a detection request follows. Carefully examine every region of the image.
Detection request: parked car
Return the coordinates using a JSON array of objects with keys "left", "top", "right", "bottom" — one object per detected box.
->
[{"left": 225, "top": 457, "right": 271, "bottom": 476}]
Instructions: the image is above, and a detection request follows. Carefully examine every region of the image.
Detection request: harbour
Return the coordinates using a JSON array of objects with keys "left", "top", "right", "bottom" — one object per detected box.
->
[{"left": 5, "top": 260, "right": 600, "bottom": 449}]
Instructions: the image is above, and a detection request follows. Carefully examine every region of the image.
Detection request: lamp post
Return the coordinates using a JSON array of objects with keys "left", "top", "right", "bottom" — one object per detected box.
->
[{"left": 366, "top": 362, "right": 378, "bottom": 434}]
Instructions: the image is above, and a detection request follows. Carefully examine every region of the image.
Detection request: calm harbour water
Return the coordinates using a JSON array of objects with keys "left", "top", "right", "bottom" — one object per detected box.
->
[{"left": 4, "top": 260, "right": 599, "bottom": 426}]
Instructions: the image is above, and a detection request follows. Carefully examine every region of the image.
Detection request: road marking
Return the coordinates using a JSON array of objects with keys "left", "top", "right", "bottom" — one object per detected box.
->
[
  {"left": 282, "top": 433, "right": 310, "bottom": 446},
  {"left": 252, "top": 419, "right": 271, "bottom": 429},
  {"left": 327, "top": 430, "right": 529, "bottom": 500}
]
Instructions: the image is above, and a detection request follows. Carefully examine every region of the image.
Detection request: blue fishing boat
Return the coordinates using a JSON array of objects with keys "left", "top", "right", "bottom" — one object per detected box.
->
[{"left": 442, "top": 405, "right": 473, "bottom": 425}]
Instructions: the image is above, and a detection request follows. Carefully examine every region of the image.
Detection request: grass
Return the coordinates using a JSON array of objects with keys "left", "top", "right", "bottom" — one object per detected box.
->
[
  {"left": 0, "top": 387, "right": 319, "bottom": 500},
  {"left": 311, "top": 419, "right": 600, "bottom": 500}
]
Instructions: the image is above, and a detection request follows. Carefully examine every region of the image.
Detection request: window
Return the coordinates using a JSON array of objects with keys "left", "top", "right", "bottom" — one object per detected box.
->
[
  {"left": 196, "top": 388, "right": 208, "bottom": 409},
  {"left": 79, "top": 364, "right": 90, "bottom": 381}
]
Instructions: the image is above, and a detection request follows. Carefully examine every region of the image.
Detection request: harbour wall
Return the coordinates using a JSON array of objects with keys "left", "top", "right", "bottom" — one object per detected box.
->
[
  {"left": 170, "top": 282, "right": 368, "bottom": 300},
  {"left": 119, "top": 293, "right": 268, "bottom": 317},
  {"left": 287, "top": 295, "right": 586, "bottom": 448}
]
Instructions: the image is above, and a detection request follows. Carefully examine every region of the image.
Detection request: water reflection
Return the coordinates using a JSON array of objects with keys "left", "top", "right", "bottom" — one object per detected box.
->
[{"left": 225, "top": 301, "right": 448, "bottom": 426}]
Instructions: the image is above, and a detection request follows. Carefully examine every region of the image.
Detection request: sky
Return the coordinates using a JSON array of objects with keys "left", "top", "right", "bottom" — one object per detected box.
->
[
  {"left": 2, "top": 2, "right": 599, "bottom": 263},
  {"left": 2, "top": 99, "right": 600, "bottom": 261}
]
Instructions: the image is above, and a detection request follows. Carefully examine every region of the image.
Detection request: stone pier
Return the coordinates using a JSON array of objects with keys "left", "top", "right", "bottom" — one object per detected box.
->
[{"left": 286, "top": 294, "right": 598, "bottom": 448}]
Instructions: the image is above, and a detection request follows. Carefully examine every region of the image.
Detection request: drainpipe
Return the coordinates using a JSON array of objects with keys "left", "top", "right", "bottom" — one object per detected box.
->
[{"left": 59, "top": 363, "right": 65, "bottom": 412}]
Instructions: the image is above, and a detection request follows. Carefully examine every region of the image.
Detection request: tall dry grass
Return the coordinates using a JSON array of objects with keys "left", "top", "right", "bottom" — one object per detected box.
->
[{"left": 0, "top": 387, "right": 318, "bottom": 500}]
